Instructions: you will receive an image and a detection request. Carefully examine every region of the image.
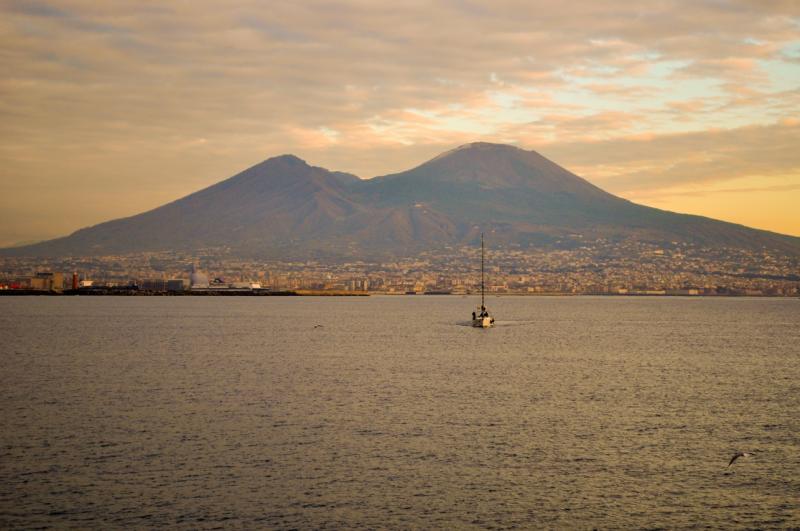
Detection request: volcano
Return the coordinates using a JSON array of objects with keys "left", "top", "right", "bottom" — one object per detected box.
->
[{"left": 4, "top": 142, "right": 800, "bottom": 258}]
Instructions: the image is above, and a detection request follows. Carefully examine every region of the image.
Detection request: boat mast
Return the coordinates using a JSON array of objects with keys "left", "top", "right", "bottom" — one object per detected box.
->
[{"left": 481, "top": 232, "right": 485, "bottom": 309}]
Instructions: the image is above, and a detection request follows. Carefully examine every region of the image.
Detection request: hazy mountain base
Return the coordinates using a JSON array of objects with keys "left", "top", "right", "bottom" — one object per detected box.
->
[{"left": 4, "top": 143, "right": 800, "bottom": 259}]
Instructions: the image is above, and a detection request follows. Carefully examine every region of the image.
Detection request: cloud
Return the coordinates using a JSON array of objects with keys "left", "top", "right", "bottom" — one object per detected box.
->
[
  {"left": 539, "top": 121, "right": 800, "bottom": 193},
  {"left": 1, "top": 0, "right": 799, "bottom": 244},
  {"left": 629, "top": 182, "right": 800, "bottom": 200}
]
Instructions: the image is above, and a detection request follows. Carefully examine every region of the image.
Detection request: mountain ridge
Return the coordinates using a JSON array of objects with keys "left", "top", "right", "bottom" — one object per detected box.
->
[{"left": 3, "top": 143, "right": 800, "bottom": 259}]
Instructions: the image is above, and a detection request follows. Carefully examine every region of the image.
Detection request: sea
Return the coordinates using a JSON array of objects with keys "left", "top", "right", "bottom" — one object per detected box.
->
[{"left": 1, "top": 296, "right": 798, "bottom": 529}]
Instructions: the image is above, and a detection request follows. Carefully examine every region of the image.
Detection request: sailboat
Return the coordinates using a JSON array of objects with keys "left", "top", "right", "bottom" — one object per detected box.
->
[{"left": 472, "top": 232, "right": 495, "bottom": 328}]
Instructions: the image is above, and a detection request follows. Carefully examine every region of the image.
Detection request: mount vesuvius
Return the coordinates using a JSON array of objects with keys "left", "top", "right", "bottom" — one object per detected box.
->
[{"left": 4, "top": 142, "right": 800, "bottom": 259}]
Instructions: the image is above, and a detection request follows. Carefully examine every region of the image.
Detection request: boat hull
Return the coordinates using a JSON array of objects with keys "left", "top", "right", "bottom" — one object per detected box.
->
[{"left": 472, "top": 317, "right": 493, "bottom": 328}]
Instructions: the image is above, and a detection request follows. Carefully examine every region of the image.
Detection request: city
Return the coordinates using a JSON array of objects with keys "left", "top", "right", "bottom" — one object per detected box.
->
[
  {"left": 3, "top": 1, "right": 800, "bottom": 528},
  {"left": 2, "top": 239, "right": 798, "bottom": 296}
]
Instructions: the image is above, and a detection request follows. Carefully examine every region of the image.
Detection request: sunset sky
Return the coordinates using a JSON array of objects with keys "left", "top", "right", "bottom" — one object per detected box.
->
[{"left": 1, "top": 0, "right": 799, "bottom": 247}]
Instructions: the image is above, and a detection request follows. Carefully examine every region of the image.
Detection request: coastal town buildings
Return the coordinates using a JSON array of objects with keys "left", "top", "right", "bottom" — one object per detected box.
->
[{"left": 2, "top": 240, "right": 798, "bottom": 296}]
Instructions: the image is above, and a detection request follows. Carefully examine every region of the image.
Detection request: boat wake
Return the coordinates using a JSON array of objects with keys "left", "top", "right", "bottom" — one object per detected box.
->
[{"left": 456, "top": 320, "right": 534, "bottom": 328}]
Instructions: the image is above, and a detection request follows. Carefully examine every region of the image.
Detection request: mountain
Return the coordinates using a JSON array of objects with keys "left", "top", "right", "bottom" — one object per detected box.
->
[
  {"left": 353, "top": 142, "right": 800, "bottom": 253},
  {"left": 4, "top": 142, "right": 800, "bottom": 258},
  {"left": 7, "top": 155, "right": 367, "bottom": 257}
]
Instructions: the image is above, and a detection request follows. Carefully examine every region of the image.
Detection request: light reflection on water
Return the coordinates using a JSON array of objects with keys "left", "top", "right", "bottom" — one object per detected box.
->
[{"left": 0, "top": 296, "right": 798, "bottom": 528}]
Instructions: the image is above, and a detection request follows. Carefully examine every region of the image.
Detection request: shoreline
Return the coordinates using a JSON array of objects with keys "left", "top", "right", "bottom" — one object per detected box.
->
[
  {"left": 1, "top": 290, "right": 796, "bottom": 298},
  {"left": 0, "top": 289, "right": 369, "bottom": 297}
]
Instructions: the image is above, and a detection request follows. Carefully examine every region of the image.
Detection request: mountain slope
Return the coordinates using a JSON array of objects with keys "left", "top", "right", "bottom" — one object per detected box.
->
[
  {"left": 8, "top": 155, "right": 366, "bottom": 256},
  {"left": 3, "top": 143, "right": 800, "bottom": 258},
  {"left": 355, "top": 142, "right": 623, "bottom": 223},
  {"left": 353, "top": 142, "right": 800, "bottom": 254}
]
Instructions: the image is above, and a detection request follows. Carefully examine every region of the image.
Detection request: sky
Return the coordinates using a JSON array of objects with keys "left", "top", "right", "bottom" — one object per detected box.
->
[{"left": 1, "top": 0, "right": 799, "bottom": 247}]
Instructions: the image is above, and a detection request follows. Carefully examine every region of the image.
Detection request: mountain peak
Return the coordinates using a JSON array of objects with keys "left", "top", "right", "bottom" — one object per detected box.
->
[
  {"left": 393, "top": 140, "right": 589, "bottom": 192},
  {"left": 432, "top": 142, "right": 521, "bottom": 161},
  {"left": 456, "top": 141, "right": 520, "bottom": 150},
  {"left": 261, "top": 154, "right": 308, "bottom": 166},
  {"left": 221, "top": 153, "right": 326, "bottom": 191},
  {"left": 242, "top": 153, "right": 313, "bottom": 179}
]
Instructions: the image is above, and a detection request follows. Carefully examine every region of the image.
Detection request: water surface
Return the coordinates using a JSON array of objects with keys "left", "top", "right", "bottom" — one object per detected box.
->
[{"left": 1, "top": 296, "right": 798, "bottom": 528}]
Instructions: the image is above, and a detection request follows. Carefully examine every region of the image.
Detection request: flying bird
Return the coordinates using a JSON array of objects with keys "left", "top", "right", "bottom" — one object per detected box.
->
[{"left": 727, "top": 452, "right": 751, "bottom": 468}]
